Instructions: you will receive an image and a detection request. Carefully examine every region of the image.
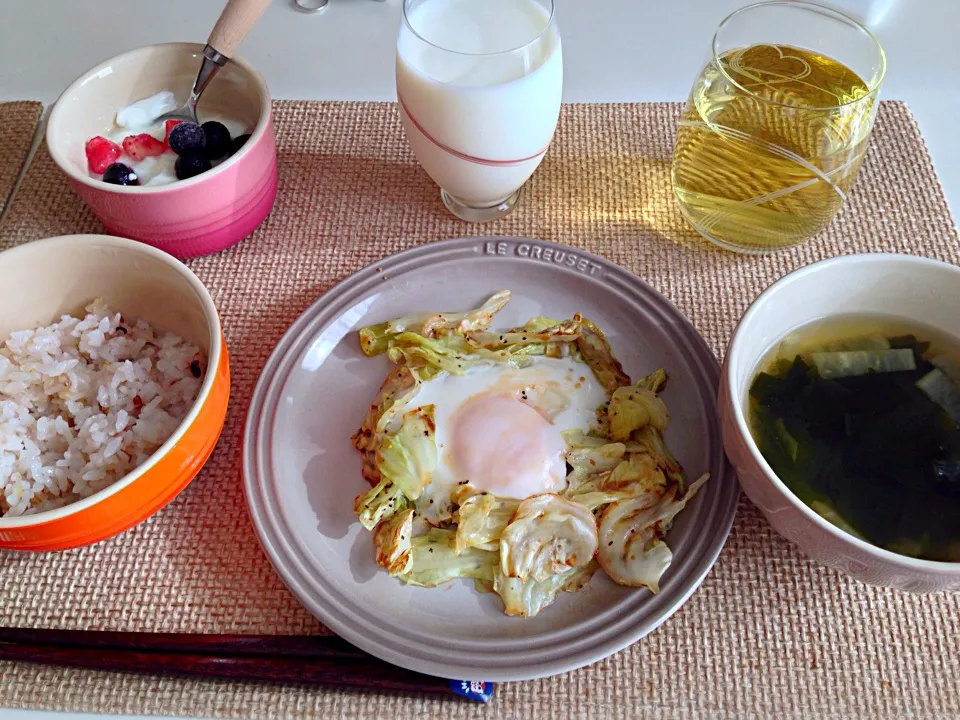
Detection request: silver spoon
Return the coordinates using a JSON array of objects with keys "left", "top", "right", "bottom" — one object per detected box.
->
[{"left": 156, "top": 0, "right": 274, "bottom": 125}]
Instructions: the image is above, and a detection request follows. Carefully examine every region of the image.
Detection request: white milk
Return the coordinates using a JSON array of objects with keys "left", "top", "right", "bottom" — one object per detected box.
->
[{"left": 396, "top": 0, "right": 562, "bottom": 207}]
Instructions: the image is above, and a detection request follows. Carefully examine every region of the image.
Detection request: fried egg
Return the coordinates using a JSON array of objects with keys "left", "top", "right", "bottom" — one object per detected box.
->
[{"left": 396, "top": 357, "right": 608, "bottom": 501}]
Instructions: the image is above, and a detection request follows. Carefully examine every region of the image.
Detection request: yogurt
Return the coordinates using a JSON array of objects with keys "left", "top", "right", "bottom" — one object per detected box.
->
[
  {"left": 86, "top": 91, "right": 252, "bottom": 186},
  {"left": 115, "top": 91, "right": 178, "bottom": 129}
]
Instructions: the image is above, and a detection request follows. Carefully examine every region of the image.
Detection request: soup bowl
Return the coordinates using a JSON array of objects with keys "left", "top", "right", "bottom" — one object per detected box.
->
[{"left": 720, "top": 253, "right": 960, "bottom": 592}]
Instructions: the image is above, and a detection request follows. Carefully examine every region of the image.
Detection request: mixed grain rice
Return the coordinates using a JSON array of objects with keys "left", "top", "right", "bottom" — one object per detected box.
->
[{"left": 0, "top": 300, "right": 205, "bottom": 517}]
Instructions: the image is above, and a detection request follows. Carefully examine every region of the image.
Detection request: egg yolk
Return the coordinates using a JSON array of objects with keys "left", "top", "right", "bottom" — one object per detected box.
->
[{"left": 446, "top": 391, "right": 567, "bottom": 499}]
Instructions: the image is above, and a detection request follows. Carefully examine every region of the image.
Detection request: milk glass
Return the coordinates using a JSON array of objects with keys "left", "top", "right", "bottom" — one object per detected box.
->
[{"left": 396, "top": 0, "right": 562, "bottom": 222}]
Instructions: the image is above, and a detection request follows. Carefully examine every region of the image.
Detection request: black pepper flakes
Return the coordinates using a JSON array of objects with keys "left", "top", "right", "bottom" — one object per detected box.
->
[{"left": 189, "top": 360, "right": 202, "bottom": 378}]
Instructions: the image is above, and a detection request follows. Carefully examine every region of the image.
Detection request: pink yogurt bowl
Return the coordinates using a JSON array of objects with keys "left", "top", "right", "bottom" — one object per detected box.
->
[{"left": 46, "top": 42, "right": 277, "bottom": 259}]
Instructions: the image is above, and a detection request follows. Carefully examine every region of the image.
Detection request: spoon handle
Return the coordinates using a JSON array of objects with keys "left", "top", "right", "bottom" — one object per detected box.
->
[{"left": 207, "top": 0, "right": 273, "bottom": 60}]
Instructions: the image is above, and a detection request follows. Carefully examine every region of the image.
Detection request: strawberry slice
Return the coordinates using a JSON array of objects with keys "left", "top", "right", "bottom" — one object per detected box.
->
[
  {"left": 122, "top": 133, "right": 166, "bottom": 162},
  {"left": 85, "top": 136, "right": 122, "bottom": 174},
  {"left": 163, "top": 119, "right": 183, "bottom": 145}
]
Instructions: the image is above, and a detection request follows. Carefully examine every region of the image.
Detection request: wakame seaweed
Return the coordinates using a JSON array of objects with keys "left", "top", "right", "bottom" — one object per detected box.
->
[{"left": 750, "top": 334, "right": 960, "bottom": 562}]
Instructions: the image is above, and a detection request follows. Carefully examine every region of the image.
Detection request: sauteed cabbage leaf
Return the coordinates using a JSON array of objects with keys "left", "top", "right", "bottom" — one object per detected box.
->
[{"left": 351, "top": 290, "right": 708, "bottom": 616}]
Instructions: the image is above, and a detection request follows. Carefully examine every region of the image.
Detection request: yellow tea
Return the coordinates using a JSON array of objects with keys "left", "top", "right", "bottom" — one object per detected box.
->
[{"left": 672, "top": 44, "right": 876, "bottom": 252}]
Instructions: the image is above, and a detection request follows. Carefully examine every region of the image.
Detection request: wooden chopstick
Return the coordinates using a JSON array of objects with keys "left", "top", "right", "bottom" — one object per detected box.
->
[
  {"left": 0, "top": 628, "right": 482, "bottom": 700},
  {"left": 0, "top": 628, "right": 368, "bottom": 658}
]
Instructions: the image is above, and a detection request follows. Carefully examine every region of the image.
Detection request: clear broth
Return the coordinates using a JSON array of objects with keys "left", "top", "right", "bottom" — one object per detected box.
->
[{"left": 749, "top": 314, "right": 960, "bottom": 562}]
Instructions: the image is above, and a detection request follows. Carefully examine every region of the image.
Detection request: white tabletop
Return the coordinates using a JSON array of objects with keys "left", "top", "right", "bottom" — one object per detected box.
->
[
  {"left": 0, "top": 0, "right": 957, "bottom": 717},
  {"left": 2, "top": 0, "right": 959, "bottom": 220}
]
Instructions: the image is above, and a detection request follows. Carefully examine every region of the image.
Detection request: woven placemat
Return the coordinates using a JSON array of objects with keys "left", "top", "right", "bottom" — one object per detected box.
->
[
  {"left": 0, "top": 100, "right": 958, "bottom": 719},
  {"left": 0, "top": 101, "right": 43, "bottom": 218}
]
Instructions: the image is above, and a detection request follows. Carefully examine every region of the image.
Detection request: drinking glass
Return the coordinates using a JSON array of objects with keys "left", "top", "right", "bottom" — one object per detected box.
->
[
  {"left": 396, "top": 0, "right": 562, "bottom": 223},
  {"left": 671, "top": 1, "right": 886, "bottom": 253}
]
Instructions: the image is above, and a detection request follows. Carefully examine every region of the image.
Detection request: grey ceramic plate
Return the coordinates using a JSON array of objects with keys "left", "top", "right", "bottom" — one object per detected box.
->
[{"left": 243, "top": 236, "right": 738, "bottom": 682}]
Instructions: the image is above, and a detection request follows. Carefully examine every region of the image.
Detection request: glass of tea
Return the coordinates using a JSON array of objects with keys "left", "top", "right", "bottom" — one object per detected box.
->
[{"left": 671, "top": 1, "right": 886, "bottom": 253}]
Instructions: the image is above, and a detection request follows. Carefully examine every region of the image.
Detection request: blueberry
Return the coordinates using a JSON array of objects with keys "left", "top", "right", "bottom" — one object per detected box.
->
[
  {"left": 174, "top": 151, "right": 212, "bottom": 180},
  {"left": 230, "top": 133, "right": 251, "bottom": 157},
  {"left": 102, "top": 162, "right": 140, "bottom": 186},
  {"left": 168, "top": 122, "right": 206, "bottom": 155},
  {"left": 201, "top": 121, "right": 232, "bottom": 160}
]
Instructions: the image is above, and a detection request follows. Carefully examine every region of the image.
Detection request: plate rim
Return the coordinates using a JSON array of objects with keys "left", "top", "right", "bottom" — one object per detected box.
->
[{"left": 242, "top": 235, "right": 739, "bottom": 681}]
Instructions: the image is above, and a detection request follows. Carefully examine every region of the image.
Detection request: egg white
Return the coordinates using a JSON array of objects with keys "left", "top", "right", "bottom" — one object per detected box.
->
[{"left": 394, "top": 356, "right": 608, "bottom": 502}]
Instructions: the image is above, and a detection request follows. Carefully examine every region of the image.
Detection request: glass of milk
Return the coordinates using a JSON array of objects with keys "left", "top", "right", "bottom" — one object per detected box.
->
[{"left": 397, "top": 0, "right": 562, "bottom": 222}]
